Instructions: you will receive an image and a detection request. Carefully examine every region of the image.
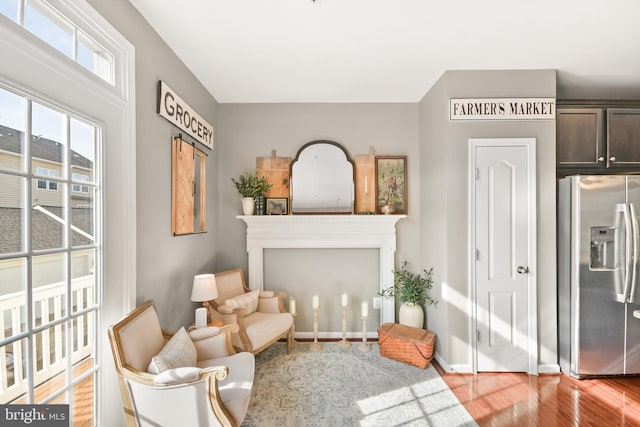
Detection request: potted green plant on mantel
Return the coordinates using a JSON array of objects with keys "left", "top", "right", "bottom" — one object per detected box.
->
[
  {"left": 231, "top": 172, "right": 272, "bottom": 215},
  {"left": 379, "top": 261, "right": 437, "bottom": 329}
]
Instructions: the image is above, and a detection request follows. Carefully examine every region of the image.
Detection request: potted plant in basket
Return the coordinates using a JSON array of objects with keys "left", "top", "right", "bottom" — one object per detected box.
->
[
  {"left": 231, "top": 172, "right": 273, "bottom": 215},
  {"left": 379, "top": 261, "right": 437, "bottom": 329}
]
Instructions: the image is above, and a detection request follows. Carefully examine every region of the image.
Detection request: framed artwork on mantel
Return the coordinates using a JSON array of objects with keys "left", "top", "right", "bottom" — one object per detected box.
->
[
  {"left": 375, "top": 156, "right": 407, "bottom": 214},
  {"left": 266, "top": 198, "right": 288, "bottom": 215}
]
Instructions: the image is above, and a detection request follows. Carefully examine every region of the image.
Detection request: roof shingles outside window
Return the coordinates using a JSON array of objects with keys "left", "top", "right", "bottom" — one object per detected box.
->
[{"left": 0, "top": 124, "right": 94, "bottom": 254}]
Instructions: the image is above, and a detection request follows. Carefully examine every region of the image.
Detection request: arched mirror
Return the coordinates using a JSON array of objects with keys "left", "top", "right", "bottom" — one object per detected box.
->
[{"left": 291, "top": 141, "right": 354, "bottom": 214}]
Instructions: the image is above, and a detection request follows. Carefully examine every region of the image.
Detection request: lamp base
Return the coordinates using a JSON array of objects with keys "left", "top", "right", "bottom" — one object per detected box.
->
[{"left": 195, "top": 307, "right": 207, "bottom": 328}]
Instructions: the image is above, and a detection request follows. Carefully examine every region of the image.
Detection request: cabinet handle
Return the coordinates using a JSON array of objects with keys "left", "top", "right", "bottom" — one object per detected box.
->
[
  {"left": 610, "top": 156, "right": 616, "bottom": 162},
  {"left": 598, "top": 156, "right": 605, "bottom": 162}
]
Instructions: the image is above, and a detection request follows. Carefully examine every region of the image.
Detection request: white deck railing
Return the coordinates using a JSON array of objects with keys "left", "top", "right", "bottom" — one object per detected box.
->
[{"left": 0, "top": 276, "right": 95, "bottom": 403}]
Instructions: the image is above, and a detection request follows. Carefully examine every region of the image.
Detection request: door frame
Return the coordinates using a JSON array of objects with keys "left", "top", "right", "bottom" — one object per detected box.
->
[{"left": 468, "top": 138, "right": 538, "bottom": 375}]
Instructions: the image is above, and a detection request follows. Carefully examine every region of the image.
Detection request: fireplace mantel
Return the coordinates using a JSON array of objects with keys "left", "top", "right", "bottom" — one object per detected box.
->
[{"left": 237, "top": 214, "right": 406, "bottom": 324}]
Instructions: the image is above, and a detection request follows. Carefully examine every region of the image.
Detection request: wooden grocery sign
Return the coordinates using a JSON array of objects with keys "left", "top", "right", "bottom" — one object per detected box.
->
[{"left": 158, "top": 81, "right": 214, "bottom": 149}]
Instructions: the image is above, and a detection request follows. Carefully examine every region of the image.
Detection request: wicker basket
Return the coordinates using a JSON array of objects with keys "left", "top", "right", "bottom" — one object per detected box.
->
[{"left": 378, "top": 323, "right": 436, "bottom": 369}]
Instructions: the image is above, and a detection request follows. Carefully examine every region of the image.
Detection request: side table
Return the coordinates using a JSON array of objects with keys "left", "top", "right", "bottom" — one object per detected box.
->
[{"left": 188, "top": 320, "right": 223, "bottom": 332}]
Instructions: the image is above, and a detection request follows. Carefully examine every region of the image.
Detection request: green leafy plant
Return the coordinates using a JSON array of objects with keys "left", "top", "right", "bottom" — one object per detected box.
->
[
  {"left": 231, "top": 172, "right": 273, "bottom": 198},
  {"left": 379, "top": 261, "right": 437, "bottom": 306}
]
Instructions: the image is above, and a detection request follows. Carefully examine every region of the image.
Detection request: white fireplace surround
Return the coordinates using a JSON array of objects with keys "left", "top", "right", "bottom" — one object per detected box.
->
[{"left": 237, "top": 215, "right": 406, "bottom": 325}]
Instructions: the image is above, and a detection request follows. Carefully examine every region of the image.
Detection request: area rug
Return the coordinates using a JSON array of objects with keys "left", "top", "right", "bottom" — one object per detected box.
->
[{"left": 242, "top": 342, "right": 477, "bottom": 427}]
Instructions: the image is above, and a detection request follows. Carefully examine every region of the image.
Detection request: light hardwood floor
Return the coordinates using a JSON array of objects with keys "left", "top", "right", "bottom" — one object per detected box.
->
[
  {"left": 435, "top": 361, "right": 640, "bottom": 426},
  {"left": 11, "top": 357, "right": 94, "bottom": 427},
  {"left": 34, "top": 346, "right": 640, "bottom": 426}
]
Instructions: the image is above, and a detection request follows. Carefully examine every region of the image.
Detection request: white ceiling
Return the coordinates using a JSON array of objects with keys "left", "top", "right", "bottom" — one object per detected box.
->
[{"left": 128, "top": 0, "right": 640, "bottom": 103}]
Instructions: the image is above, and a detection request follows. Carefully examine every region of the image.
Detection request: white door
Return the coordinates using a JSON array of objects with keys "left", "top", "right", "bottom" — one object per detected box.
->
[{"left": 471, "top": 138, "right": 537, "bottom": 373}]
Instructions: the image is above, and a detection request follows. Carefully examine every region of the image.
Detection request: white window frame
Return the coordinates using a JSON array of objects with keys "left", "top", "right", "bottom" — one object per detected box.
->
[
  {"left": 0, "top": 1, "right": 135, "bottom": 425},
  {"left": 1, "top": 0, "right": 117, "bottom": 85}
]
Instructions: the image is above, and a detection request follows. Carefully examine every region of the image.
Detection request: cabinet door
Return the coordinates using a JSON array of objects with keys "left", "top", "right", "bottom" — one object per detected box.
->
[
  {"left": 557, "top": 108, "right": 605, "bottom": 168},
  {"left": 607, "top": 109, "right": 640, "bottom": 167}
]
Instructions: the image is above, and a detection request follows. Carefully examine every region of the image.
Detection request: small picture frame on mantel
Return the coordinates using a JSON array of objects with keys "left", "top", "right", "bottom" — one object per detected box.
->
[
  {"left": 375, "top": 156, "right": 407, "bottom": 214},
  {"left": 266, "top": 198, "right": 288, "bottom": 215}
]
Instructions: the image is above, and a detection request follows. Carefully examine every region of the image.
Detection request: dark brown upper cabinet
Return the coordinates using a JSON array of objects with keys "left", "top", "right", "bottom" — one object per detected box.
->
[
  {"left": 557, "top": 102, "right": 640, "bottom": 173},
  {"left": 557, "top": 108, "right": 605, "bottom": 168},
  {"left": 607, "top": 109, "right": 640, "bottom": 168}
]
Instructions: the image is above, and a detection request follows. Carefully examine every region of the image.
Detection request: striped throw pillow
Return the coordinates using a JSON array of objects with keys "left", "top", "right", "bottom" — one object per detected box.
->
[
  {"left": 147, "top": 327, "right": 197, "bottom": 374},
  {"left": 225, "top": 289, "right": 260, "bottom": 314}
]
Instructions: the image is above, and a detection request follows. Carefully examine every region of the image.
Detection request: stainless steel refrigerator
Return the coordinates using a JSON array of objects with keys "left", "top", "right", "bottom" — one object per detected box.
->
[{"left": 559, "top": 175, "right": 640, "bottom": 378}]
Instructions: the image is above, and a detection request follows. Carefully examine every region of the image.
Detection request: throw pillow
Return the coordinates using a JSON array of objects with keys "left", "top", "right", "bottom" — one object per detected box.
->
[
  {"left": 154, "top": 367, "right": 201, "bottom": 386},
  {"left": 147, "top": 327, "right": 197, "bottom": 374},
  {"left": 225, "top": 289, "right": 260, "bottom": 314}
]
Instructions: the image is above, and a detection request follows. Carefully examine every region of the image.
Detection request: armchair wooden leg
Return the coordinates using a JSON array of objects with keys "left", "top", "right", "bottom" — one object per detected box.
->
[{"left": 287, "top": 325, "right": 294, "bottom": 354}]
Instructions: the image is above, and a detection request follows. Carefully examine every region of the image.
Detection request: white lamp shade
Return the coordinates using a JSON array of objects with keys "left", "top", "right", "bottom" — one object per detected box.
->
[{"left": 191, "top": 273, "right": 218, "bottom": 302}]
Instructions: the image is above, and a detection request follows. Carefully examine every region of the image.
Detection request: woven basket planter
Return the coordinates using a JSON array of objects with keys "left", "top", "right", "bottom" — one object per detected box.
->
[{"left": 378, "top": 322, "right": 436, "bottom": 369}]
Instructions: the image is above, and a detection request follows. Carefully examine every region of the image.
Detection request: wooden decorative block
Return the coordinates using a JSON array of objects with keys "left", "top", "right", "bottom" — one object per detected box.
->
[
  {"left": 378, "top": 322, "right": 436, "bottom": 369},
  {"left": 256, "top": 151, "right": 292, "bottom": 199},
  {"left": 354, "top": 149, "right": 376, "bottom": 213}
]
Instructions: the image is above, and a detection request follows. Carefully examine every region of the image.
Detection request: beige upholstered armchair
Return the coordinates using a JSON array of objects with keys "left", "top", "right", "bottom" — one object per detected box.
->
[
  {"left": 108, "top": 300, "right": 254, "bottom": 427},
  {"left": 207, "top": 268, "right": 293, "bottom": 354}
]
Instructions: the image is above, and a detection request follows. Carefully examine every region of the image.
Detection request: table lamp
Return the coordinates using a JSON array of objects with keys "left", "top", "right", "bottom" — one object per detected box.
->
[{"left": 191, "top": 273, "right": 218, "bottom": 328}]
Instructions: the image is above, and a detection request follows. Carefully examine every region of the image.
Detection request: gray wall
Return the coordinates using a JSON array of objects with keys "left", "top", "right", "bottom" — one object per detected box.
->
[
  {"left": 419, "top": 69, "right": 557, "bottom": 370},
  {"left": 87, "top": 1, "right": 559, "bottom": 369},
  {"left": 217, "top": 103, "right": 420, "bottom": 331},
  {"left": 88, "top": 0, "right": 220, "bottom": 330}
]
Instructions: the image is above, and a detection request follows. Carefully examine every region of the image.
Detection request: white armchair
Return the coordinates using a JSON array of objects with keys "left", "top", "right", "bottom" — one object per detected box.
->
[
  {"left": 108, "top": 300, "right": 254, "bottom": 427},
  {"left": 207, "top": 268, "right": 293, "bottom": 354}
]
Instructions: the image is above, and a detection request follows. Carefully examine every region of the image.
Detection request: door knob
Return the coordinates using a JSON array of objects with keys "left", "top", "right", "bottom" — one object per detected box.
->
[{"left": 517, "top": 266, "right": 529, "bottom": 274}]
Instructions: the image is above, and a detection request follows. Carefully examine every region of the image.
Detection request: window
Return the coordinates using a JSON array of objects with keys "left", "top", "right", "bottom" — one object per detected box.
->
[
  {"left": 0, "top": 0, "right": 135, "bottom": 424},
  {"left": 48, "top": 171, "right": 58, "bottom": 190},
  {"left": 0, "top": 0, "right": 114, "bottom": 84},
  {"left": 72, "top": 173, "right": 89, "bottom": 193},
  {"left": 36, "top": 167, "right": 60, "bottom": 191},
  {"left": 0, "top": 84, "right": 100, "bottom": 420}
]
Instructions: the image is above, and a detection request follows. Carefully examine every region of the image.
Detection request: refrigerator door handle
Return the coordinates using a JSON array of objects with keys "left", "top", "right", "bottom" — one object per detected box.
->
[
  {"left": 628, "top": 203, "right": 639, "bottom": 303},
  {"left": 622, "top": 203, "right": 633, "bottom": 303}
]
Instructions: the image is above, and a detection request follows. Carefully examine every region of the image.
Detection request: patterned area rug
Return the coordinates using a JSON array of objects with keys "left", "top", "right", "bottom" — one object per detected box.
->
[{"left": 242, "top": 342, "right": 477, "bottom": 427}]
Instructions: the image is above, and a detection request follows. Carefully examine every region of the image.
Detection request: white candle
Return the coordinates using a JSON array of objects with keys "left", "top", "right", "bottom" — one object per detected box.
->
[
  {"left": 364, "top": 176, "right": 368, "bottom": 194},
  {"left": 341, "top": 292, "right": 349, "bottom": 307},
  {"left": 312, "top": 294, "right": 320, "bottom": 309},
  {"left": 195, "top": 307, "right": 207, "bottom": 328},
  {"left": 361, "top": 301, "right": 369, "bottom": 318},
  {"left": 289, "top": 298, "right": 296, "bottom": 315}
]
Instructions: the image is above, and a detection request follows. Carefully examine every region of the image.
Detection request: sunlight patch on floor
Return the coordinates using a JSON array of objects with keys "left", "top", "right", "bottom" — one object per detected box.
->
[{"left": 356, "top": 378, "right": 477, "bottom": 426}]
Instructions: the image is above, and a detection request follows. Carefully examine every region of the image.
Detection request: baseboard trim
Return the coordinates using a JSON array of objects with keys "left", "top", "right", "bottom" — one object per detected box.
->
[
  {"left": 434, "top": 352, "right": 473, "bottom": 374},
  {"left": 538, "top": 364, "right": 561, "bottom": 374},
  {"left": 294, "top": 331, "right": 378, "bottom": 340}
]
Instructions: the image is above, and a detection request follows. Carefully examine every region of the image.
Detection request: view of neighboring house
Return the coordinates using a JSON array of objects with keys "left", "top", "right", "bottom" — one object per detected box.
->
[
  {"left": 0, "top": 123, "right": 95, "bottom": 290},
  {"left": 0, "top": 122, "right": 96, "bottom": 403}
]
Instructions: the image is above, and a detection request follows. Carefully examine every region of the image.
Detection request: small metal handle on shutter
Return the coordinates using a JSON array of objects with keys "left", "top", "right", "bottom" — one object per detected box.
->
[
  {"left": 517, "top": 266, "right": 529, "bottom": 274},
  {"left": 598, "top": 156, "right": 605, "bottom": 162}
]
